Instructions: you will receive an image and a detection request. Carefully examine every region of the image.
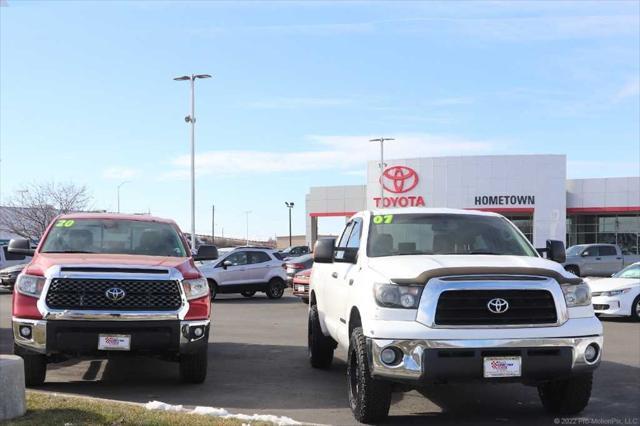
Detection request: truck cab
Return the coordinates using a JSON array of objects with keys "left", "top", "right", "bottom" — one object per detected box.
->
[
  {"left": 308, "top": 208, "right": 602, "bottom": 423},
  {"left": 10, "top": 213, "right": 218, "bottom": 385},
  {"left": 564, "top": 243, "right": 640, "bottom": 277}
]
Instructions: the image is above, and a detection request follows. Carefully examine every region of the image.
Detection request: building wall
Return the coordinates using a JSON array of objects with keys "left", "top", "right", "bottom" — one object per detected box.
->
[{"left": 566, "top": 177, "right": 640, "bottom": 211}]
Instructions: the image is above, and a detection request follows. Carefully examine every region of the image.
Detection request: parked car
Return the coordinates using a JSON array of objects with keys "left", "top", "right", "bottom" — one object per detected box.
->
[
  {"left": 10, "top": 213, "right": 219, "bottom": 386},
  {"left": 309, "top": 208, "right": 602, "bottom": 423},
  {"left": 285, "top": 254, "right": 313, "bottom": 286},
  {"left": 198, "top": 247, "right": 287, "bottom": 299},
  {"left": 587, "top": 262, "right": 640, "bottom": 320},
  {"left": 0, "top": 263, "right": 26, "bottom": 291},
  {"left": 1, "top": 244, "right": 32, "bottom": 270},
  {"left": 279, "top": 245, "right": 310, "bottom": 259},
  {"left": 292, "top": 268, "right": 311, "bottom": 303},
  {"left": 563, "top": 244, "right": 640, "bottom": 277}
]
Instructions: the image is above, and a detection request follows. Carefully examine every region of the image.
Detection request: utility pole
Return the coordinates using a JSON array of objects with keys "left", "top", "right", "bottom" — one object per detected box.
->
[
  {"left": 285, "top": 202, "right": 294, "bottom": 247},
  {"left": 369, "top": 137, "right": 395, "bottom": 201},
  {"left": 211, "top": 204, "right": 215, "bottom": 244},
  {"left": 117, "top": 181, "right": 131, "bottom": 214},
  {"left": 173, "top": 73, "right": 212, "bottom": 249},
  {"left": 244, "top": 210, "right": 252, "bottom": 246}
]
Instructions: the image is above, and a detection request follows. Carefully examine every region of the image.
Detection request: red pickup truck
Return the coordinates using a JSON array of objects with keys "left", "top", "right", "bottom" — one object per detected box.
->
[{"left": 9, "top": 213, "right": 219, "bottom": 385}]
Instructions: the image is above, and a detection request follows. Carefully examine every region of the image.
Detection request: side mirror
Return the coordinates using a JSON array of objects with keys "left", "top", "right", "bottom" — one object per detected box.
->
[
  {"left": 222, "top": 260, "right": 233, "bottom": 269},
  {"left": 546, "top": 240, "right": 566, "bottom": 264},
  {"left": 8, "top": 239, "right": 35, "bottom": 256},
  {"left": 193, "top": 245, "right": 218, "bottom": 262},
  {"left": 314, "top": 238, "right": 336, "bottom": 264},
  {"left": 581, "top": 251, "right": 589, "bottom": 257}
]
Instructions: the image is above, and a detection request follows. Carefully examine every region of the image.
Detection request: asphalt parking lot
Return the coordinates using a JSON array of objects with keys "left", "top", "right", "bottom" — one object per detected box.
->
[{"left": 1, "top": 289, "right": 639, "bottom": 426}]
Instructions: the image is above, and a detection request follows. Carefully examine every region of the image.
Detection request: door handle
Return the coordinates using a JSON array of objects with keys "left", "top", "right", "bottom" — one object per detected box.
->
[
  {"left": 331, "top": 272, "right": 338, "bottom": 279},
  {"left": 595, "top": 257, "right": 601, "bottom": 260},
  {"left": 349, "top": 279, "right": 354, "bottom": 286},
  {"left": 616, "top": 257, "right": 622, "bottom": 260}
]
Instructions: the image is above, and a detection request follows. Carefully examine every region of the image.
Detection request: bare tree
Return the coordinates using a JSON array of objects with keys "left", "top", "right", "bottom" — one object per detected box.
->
[{"left": 0, "top": 182, "right": 92, "bottom": 240}]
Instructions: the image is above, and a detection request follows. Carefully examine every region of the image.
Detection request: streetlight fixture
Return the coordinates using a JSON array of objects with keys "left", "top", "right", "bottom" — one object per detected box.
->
[
  {"left": 117, "top": 181, "right": 131, "bottom": 213},
  {"left": 285, "top": 202, "right": 295, "bottom": 247},
  {"left": 369, "top": 137, "right": 395, "bottom": 200},
  {"left": 174, "top": 73, "right": 212, "bottom": 249}
]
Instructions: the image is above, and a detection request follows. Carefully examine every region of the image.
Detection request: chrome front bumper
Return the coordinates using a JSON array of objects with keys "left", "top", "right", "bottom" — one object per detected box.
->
[
  {"left": 13, "top": 317, "right": 209, "bottom": 355},
  {"left": 369, "top": 335, "right": 603, "bottom": 382}
]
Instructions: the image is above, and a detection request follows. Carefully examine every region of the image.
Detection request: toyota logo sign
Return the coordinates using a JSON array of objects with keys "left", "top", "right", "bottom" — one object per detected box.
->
[
  {"left": 105, "top": 287, "right": 126, "bottom": 302},
  {"left": 380, "top": 166, "right": 419, "bottom": 194},
  {"left": 487, "top": 298, "right": 509, "bottom": 314}
]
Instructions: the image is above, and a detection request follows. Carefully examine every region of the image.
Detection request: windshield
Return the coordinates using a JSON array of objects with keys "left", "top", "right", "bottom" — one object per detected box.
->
[
  {"left": 613, "top": 264, "right": 640, "bottom": 279},
  {"left": 367, "top": 213, "right": 538, "bottom": 258},
  {"left": 566, "top": 245, "right": 584, "bottom": 256},
  {"left": 41, "top": 219, "right": 188, "bottom": 257}
]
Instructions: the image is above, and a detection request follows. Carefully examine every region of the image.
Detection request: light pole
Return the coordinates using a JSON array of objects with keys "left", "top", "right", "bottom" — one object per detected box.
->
[
  {"left": 244, "top": 210, "right": 252, "bottom": 246},
  {"left": 117, "top": 181, "right": 131, "bottom": 213},
  {"left": 369, "top": 137, "right": 395, "bottom": 200},
  {"left": 174, "top": 73, "right": 212, "bottom": 249},
  {"left": 285, "top": 202, "right": 295, "bottom": 247},
  {"left": 211, "top": 204, "right": 216, "bottom": 244}
]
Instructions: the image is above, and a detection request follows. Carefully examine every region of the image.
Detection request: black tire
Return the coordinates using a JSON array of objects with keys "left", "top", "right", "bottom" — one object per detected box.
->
[
  {"left": 265, "top": 278, "right": 285, "bottom": 299},
  {"left": 631, "top": 294, "right": 640, "bottom": 322},
  {"left": 347, "top": 327, "right": 392, "bottom": 423},
  {"left": 179, "top": 346, "right": 208, "bottom": 384},
  {"left": 537, "top": 373, "right": 593, "bottom": 415},
  {"left": 308, "top": 305, "right": 335, "bottom": 369},
  {"left": 208, "top": 280, "right": 217, "bottom": 300},
  {"left": 565, "top": 265, "right": 580, "bottom": 277},
  {"left": 241, "top": 290, "right": 256, "bottom": 298},
  {"left": 14, "top": 344, "right": 47, "bottom": 386},
  {"left": 302, "top": 298, "right": 309, "bottom": 304}
]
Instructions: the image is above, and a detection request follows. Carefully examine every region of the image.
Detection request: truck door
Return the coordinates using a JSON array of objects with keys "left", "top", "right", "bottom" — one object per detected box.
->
[
  {"left": 323, "top": 220, "right": 356, "bottom": 337},
  {"left": 580, "top": 246, "right": 599, "bottom": 275},
  {"left": 597, "top": 245, "right": 623, "bottom": 275},
  {"left": 328, "top": 218, "right": 363, "bottom": 343}
]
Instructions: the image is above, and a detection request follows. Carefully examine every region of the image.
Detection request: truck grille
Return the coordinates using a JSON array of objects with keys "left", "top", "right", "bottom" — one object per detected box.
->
[
  {"left": 45, "top": 278, "right": 183, "bottom": 311},
  {"left": 435, "top": 289, "right": 557, "bottom": 326}
]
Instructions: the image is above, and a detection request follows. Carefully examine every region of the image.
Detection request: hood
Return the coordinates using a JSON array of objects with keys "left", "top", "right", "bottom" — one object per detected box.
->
[
  {"left": 367, "top": 255, "right": 569, "bottom": 282},
  {"left": 25, "top": 253, "right": 200, "bottom": 279},
  {"left": 586, "top": 277, "right": 640, "bottom": 292}
]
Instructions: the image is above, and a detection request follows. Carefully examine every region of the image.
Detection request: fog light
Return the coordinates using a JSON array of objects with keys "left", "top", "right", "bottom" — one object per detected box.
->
[
  {"left": 193, "top": 326, "right": 204, "bottom": 337},
  {"left": 584, "top": 343, "right": 599, "bottom": 363},
  {"left": 19, "top": 326, "right": 32, "bottom": 339},
  {"left": 380, "top": 347, "right": 400, "bottom": 365}
]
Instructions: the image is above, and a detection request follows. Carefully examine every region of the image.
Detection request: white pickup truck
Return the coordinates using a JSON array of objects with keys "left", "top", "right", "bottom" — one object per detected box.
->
[{"left": 308, "top": 208, "right": 602, "bottom": 423}]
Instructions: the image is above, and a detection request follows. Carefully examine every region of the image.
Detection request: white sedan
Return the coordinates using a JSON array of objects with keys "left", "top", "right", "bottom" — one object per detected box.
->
[{"left": 587, "top": 262, "right": 640, "bottom": 321}]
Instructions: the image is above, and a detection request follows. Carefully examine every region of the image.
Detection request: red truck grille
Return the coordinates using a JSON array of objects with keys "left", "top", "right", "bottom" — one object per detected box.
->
[
  {"left": 45, "top": 278, "right": 182, "bottom": 311},
  {"left": 435, "top": 289, "right": 557, "bottom": 326}
]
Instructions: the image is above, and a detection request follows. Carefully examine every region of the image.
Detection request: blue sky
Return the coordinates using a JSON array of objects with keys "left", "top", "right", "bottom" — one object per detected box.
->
[{"left": 1, "top": 0, "right": 639, "bottom": 240}]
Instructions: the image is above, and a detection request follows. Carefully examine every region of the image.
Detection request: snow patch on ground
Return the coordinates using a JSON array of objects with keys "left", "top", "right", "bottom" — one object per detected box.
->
[{"left": 145, "top": 400, "right": 302, "bottom": 425}]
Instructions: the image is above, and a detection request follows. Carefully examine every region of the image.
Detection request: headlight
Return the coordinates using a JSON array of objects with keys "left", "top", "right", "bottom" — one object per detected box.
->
[
  {"left": 182, "top": 277, "right": 209, "bottom": 300},
  {"left": 603, "top": 288, "right": 631, "bottom": 297},
  {"left": 16, "top": 274, "right": 46, "bottom": 298},
  {"left": 374, "top": 283, "right": 424, "bottom": 309},
  {"left": 562, "top": 282, "right": 591, "bottom": 307}
]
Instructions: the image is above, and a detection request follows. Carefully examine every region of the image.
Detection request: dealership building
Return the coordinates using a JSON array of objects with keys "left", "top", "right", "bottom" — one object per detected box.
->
[{"left": 305, "top": 154, "right": 640, "bottom": 254}]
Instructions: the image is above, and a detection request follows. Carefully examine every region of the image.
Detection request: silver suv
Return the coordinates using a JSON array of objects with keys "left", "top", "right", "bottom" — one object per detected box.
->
[{"left": 197, "top": 247, "right": 287, "bottom": 299}]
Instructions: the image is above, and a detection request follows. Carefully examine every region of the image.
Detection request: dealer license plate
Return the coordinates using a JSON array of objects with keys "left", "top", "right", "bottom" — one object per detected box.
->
[
  {"left": 297, "top": 285, "right": 306, "bottom": 292},
  {"left": 483, "top": 356, "right": 521, "bottom": 378},
  {"left": 98, "top": 334, "right": 131, "bottom": 351}
]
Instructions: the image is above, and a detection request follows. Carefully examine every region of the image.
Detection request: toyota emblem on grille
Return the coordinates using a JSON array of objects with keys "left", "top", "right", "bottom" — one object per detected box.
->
[
  {"left": 105, "top": 287, "right": 126, "bottom": 302},
  {"left": 487, "top": 298, "right": 509, "bottom": 314}
]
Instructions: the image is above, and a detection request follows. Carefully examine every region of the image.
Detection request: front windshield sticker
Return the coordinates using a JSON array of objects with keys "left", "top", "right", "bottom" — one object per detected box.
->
[
  {"left": 55, "top": 219, "right": 75, "bottom": 228},
  {"left": 372, "top": 214, "right": 394, "bottom": 224}
]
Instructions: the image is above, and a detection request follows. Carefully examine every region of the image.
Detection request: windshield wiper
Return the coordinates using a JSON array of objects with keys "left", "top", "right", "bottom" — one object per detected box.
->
[
  {"left": 438, "top": 251, "right": 503, "bottom": 255},
  {"left": 394, "top": 251, "right": 434, "bottom": 256},
  {"left": 43, "top": 250, "right": 96, "bottom": 254}
]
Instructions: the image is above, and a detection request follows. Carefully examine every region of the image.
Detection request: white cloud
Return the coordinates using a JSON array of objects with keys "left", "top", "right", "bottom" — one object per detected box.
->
[
  {"left": 102, "top": 166, "right": 140, "bottom": 180},
  {"left": 244, "top": 97, "right": 354, "bottom": 109},
  {"left": 613, "top": 77, "right": 640, "bottom": 103},
  {"left": 164, "top": 133, "right": 502, "bottom": 179}
]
